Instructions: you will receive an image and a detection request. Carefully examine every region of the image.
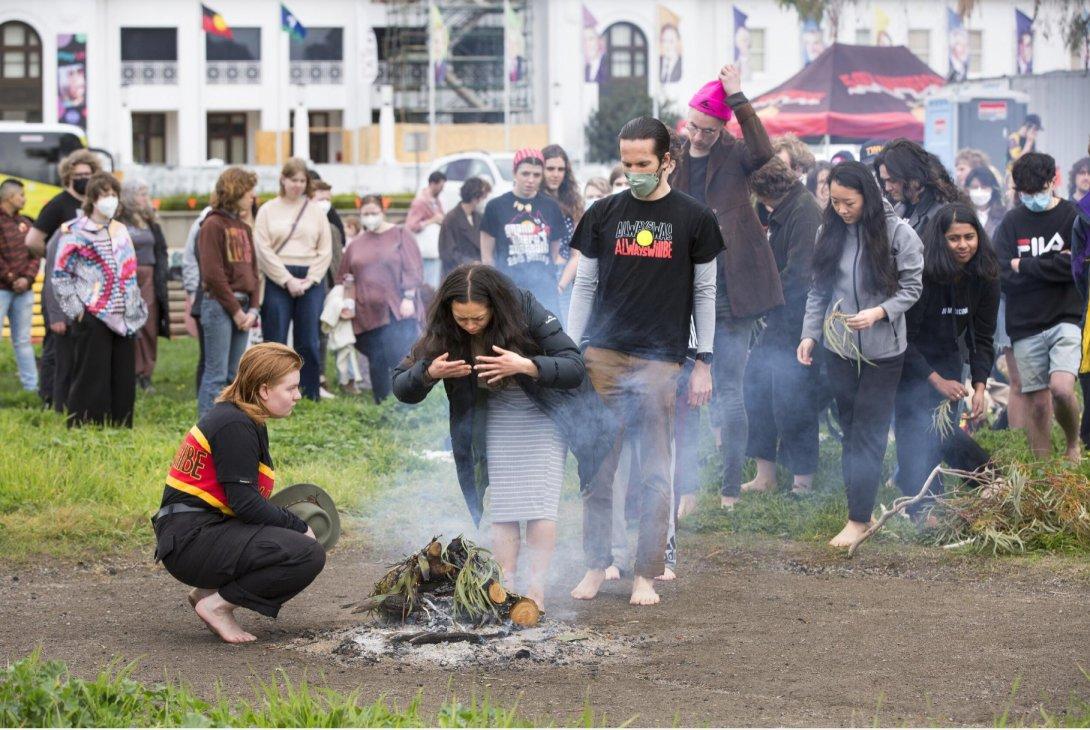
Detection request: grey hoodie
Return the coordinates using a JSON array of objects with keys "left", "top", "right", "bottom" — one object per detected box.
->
[{"left": 800, "top": 200, "right": 923, "bottom": 361}]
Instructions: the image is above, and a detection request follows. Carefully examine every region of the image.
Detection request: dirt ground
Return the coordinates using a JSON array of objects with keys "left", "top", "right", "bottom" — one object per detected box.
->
[{"left": 3, "top": 527, "right": 1090, "bottom": 727}]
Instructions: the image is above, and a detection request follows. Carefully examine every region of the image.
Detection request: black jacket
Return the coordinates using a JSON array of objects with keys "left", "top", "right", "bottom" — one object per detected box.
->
[
  {"left": 896, "top": 189, "right": 946, "bottom": 239},
  {"left": 392, "top": 289, "right": 615, "bottom": 525},
  {"left": 902, "top": 272, "right": 1000, "bottom": 387},
  {"left": 150, "top": 222, "right": 171, "bottom": 338},
  {"left": 759, "top": 182, "right": 821, "bottom": 348}
]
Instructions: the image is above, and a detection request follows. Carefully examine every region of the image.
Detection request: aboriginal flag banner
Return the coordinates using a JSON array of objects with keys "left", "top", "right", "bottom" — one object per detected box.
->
[
  {"left": 727, "top": 42, "right": 944, "bottom": 141},
  {"left": 202, "top": 4, "right": 233, "bottom": 39}
]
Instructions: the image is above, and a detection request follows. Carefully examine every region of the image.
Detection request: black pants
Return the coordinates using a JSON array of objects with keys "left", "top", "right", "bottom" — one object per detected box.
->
[
  {"left": 825, "top": 351, "right": 903, "bottom": 524},
  {"left": 194, "top": 315, "right": 206, "bottom": 395},
  {"left": 354, "top": 318, "right": 418, "bottom": 404},
  {"left": 744, "top": 340, "right": 821, "bottom": 476},
  {"left": 66, "top": 315, "right": 136, "bottom": 428},
  {"left": 894, "top": 353, "right": 991, "bottom": 511},
  {"left": 38, "top": 327, "right": 55, "bottom": 406},
  {"left": 51, "top": 332, "right": 74, "bottom": 414},
  {"left": 155, "top": 512, "right": 325, "bottom": 618},
  {"left": 1080, "top": 373, "right": 1090, "bottom": 450}
]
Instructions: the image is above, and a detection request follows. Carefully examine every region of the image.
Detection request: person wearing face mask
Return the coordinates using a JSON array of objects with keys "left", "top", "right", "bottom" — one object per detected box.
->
[
  {"left": 566, "top": 116, "right": 722, "bottom": 607},
  {"left": 438, "top": 176, "right": 492, "bottom": 278},
  {"left": 253, "top": 158, "right": 332, "bottom": 402},
  {"left": 894, "top": 203, "right": 999, "bottom": 520},
  {"left": 28, "top": 149, "right": 102, "bottom": 409},
  {"left": 995, "top": 152, "right": 1083, "bottom": 462},
  {"left": 668, "top": 64, "right": 783, "bottom": 510},
  {"left": 117, "top": 178, "right": 171, "bottom": 392},
  {"left": 337, "top": 195, "right": 424, "bottom": 404},
  {"left": 51, "top": 172, "right": 148, "bottom": 427},
  {"left": 481, "top": 149, "right": 568, "bottom": 315}
]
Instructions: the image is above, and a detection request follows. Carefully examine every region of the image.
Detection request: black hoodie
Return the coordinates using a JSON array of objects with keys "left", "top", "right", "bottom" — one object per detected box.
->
[{"left": 995, "top": 200, "right": 1080, "bottom": 342}]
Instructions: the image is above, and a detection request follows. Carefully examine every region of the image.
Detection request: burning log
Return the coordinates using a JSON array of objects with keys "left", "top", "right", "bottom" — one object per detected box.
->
[{"left": 354, "top": 535, "right": 541, "bottom": 628}]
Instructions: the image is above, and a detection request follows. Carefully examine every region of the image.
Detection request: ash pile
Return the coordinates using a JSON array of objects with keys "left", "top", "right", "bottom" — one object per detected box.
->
[{"left": 295, "top": 536, "right": 643, "bottom": 668}]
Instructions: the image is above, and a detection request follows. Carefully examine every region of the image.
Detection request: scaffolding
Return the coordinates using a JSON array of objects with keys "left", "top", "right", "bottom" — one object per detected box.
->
[{"left": 377, "top": 0, "right": 532, "bottom": 123}]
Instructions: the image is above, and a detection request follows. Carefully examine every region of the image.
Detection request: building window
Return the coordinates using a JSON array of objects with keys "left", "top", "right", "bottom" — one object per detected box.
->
[
  {"left": 207, "top": 112, "right": 247, "bottom": 164},
  {"left": 855, "top": 28, "right": 871, "bottom": 45},
  {"left": 121, "top": 28, "right": 178, "bottom": 61},
  {"left": 749, "top": 28, "right": 766, "bottom": 73},
  {"left": 604, "top": 22, "right": 647, "bottom": 80},
  {"left": 969, "top": 29, "right": 983, "bottom": 74},
  {"left": 206, "top": 27, "right": 261, "bottom": 61},
  {"left": 908, "top": 29, "right": 930, "bottom": 65},
  {"left": 290, "top": 27, "right": 343, "bottom": 61},
  {"left": 132, "top": 112, "right": 166, "bottom": 164},
  {"left": 0, "top": 21, "right": 42, "bottom": 121}
]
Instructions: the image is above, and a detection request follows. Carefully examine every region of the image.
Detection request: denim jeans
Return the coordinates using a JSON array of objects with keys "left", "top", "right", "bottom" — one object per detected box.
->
[
  {"left": 261, "top": 265, "right": 326, "bottom": 400},
  {"left": 0, "top": 289, "right": 38, "bottom": 391},
  {"left": 198, "top": 297, "right": 250, "bottom": 418},
  {"left": 712, "top": 319, "right": 754, "bottom": 497}
]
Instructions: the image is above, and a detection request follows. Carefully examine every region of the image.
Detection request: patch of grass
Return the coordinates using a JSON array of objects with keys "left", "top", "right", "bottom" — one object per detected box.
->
[
  {"left": 0, "top": 338, "right": 449, "bottom": 560},
  {"left": 1, "top": 651, "right": 600, "bottom": 727}
]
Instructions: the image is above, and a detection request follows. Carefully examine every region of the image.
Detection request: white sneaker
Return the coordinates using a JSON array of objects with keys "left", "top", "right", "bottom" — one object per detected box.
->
[{"left": 319, "top": 386, "right": 336, "bottom": 400}]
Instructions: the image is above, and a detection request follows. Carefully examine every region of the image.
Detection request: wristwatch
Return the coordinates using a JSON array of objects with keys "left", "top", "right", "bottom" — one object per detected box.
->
[{"left": 695, "top": 352, "right": 713, "bottom": 364}]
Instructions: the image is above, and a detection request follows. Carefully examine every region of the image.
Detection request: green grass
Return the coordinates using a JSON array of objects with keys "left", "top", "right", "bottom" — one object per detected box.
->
[
  {"left": 0, "top": 651, "right": 614, "bottom": 728},
  {"left": 0, "top": 337, "right": 450, "bottom": 559}
]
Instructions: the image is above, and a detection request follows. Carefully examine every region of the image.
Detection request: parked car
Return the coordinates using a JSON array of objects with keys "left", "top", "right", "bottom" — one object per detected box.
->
[{"left": 424, "top": 151, "right": 515, "bottom": 213}]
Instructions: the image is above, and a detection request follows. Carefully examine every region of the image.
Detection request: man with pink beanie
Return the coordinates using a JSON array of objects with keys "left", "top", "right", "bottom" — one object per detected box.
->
[{"left": 669, "top": 64, "right": 784, "bottom": 515}]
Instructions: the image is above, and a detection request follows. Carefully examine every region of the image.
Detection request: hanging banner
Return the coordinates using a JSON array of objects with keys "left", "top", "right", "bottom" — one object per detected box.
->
[
  {"left": 657, "top": 5, "right": 682, "bottom": 85},
  {"left": 946, "top": 8, "right": 969, "bottom": 82},
  {"left": 733, "top": 6, "right": 750, "bottom": 80},
  {"left": 1015, "top": 9, "right": 1034, "bottom": 75},
  {"left": 57, "top": 34, "right": 87, "bottom": 129},
  {"left": 801, "top": 19, "right": 825, "bottom": 66},
  {"left": 874, "top": 7, "right": 893, "bottom": 46},
  {"left": 429, "top": 4, "right": 448, "bottom": 83},
  {"left": 582, "top": 5, "right": 604, "bottom": 83},
  {"left": 504, "top": 0, "right": 526, "bottom": 83}
]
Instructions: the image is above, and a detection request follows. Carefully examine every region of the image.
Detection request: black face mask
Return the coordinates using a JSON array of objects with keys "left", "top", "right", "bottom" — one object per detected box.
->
[{"left": 72, "top": 178, "right": 89, "bottom": 196}]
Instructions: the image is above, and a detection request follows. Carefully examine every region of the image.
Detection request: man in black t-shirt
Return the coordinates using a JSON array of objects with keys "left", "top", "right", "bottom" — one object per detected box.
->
[
  {"left": 26, "top": 149, "right": 100, "bottom": 408},
  {"left": 480, "top": 148, "right": 566, "bottom": 312},
  {"left": 996, "top": 152, "right": 1082, "bottom": 461},
  {"left": 567, "top": 116, "right": 722, "bottom": 607}
]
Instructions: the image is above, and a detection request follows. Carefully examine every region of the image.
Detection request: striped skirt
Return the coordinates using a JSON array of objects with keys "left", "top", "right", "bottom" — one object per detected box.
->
[{"left": 485, "top": 386, "right": 566, "bottom": 523}]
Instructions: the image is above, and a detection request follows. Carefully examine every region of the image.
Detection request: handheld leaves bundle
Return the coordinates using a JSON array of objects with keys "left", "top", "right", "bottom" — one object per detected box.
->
[{"left": 822, "top": 299, "right": 875, "bottom": 372}]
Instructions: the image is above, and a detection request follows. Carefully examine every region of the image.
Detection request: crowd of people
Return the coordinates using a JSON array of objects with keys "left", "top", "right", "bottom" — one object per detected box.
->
[{"left": 2, "top": 62, "right": 1089, "bottom": 641}]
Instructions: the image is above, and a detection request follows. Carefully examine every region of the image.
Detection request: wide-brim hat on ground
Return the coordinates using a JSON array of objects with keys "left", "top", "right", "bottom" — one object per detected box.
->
[{"left": 270, "top": 483, "right": 341, "bottom": 550}]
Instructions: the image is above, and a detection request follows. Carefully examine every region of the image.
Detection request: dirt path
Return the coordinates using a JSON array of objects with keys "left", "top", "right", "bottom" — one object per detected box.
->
[{"left": 3, "top": 530, "right": 1089, "bottom": 727}]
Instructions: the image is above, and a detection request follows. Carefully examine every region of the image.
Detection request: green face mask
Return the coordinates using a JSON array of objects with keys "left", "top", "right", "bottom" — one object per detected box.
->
[{"left": 625, "top": 162, "right": 665, "bottom": 199}]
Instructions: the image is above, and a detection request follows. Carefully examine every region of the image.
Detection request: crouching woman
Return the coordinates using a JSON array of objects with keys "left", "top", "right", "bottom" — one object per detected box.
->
[
  {"left": 153, "top": 343, "right": 325, "bottom": 644},
  {"left": 392, "top": 264, "right": 612, "bottom": 610}
]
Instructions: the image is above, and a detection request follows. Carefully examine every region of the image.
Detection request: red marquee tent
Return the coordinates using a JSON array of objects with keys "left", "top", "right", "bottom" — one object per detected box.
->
[{"left": 726, "top": 43, "right": 944, "bottom": 141}]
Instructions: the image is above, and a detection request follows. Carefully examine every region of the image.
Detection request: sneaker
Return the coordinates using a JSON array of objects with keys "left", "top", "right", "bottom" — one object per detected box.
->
[{"left": 319, "top": 386, "right": 336, "bottom": 400}]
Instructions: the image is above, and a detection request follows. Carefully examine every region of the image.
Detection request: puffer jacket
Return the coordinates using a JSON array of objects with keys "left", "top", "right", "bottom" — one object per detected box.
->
[
  {"left": 800, "top": 200, "right": 924, "bottom": 361},
  {"left": 392, "top": 289, "right": 615, "bottom": 525}
]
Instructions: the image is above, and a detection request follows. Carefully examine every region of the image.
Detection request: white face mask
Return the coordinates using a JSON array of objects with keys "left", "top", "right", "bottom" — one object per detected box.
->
[
  {"left": 95, "top": 195, "right": 119, "bottom": 220},
  {"left": 316, "top": 199, "right": 332, "bottom": 214},
  {"left": 969, "top": 188, "right": 992, "bottom": 208},
  {"left": 361, "top": 214, "right": 382, "bottom": 232}
]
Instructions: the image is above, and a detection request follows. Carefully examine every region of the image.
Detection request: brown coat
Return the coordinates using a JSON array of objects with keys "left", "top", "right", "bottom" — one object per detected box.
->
[{"left": 669, "top": 95, "right": 784, "bottom": 321}]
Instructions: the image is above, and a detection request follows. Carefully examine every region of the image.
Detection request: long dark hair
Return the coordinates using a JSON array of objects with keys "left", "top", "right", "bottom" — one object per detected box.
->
[
  {"left": 812, "top": 161, "right": 899, "bottom": 296},
  {"left": 541, "top": 144, "right": 585, "bottom": 224},
  {"left": 875, "top": 138, "right": 963, "bottom": 205},
  {"left": 408, "top": 264, "right": 541, "bottom": 364},
  {"left": 964, "top": 165, "right": 1003, "bottom": 209},
  {"left": 922, "top": 202, "right": 1000, "bottom": 284}
]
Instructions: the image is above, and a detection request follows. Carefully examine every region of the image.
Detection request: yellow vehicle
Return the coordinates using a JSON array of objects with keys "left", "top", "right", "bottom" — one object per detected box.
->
[
  {"left": 0, "top": 123, "right": 113, "bottom": 342},
  {"left": 0, "top": 122, "right": 114, "bottom": 219}
]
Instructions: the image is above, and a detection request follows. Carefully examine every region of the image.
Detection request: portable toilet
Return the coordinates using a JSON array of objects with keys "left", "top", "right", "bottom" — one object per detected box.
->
[{"left": 925, "top": 86, "right": 1028, "bottom": 173}]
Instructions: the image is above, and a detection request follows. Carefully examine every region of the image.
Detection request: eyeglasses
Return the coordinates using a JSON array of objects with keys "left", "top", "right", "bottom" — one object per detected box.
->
[{"left": 685, "top": 121, "right": 720, "bottom": 137}]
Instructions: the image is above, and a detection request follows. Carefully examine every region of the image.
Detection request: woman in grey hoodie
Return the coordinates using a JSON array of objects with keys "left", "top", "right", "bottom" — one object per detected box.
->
[{"left": 797, "top": 162, "right": 923, "bottom": 548}]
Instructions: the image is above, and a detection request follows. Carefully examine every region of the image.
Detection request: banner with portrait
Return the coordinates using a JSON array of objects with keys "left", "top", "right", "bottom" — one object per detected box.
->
[
  {"left": 946, "top": 8, "right": 969, "bottom": 82},
  {"left": 582, "top": 4, "right": 605, "bottom": 84},
  {"left": 1015, "top": 9, "right": 1034, "bottom": 75},
  {"left": 733, "top": 6, "right": 750, "bottom": 80},
  {"left": 57, "top": 34, "right": 87, "bottom": 129},
  {"left": 657, "top": 5, "right": 682, "bottom": 86}
]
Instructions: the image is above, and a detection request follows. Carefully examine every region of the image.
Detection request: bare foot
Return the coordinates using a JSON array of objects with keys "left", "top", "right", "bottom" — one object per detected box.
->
[
  {"left": 655, "top": 567, "right": 676, "bottom": 581},
  {"left": 741, "top": 477, "right": 774, "bottom": 493},
  {"left": 629, "top": 575, "right": 660, "bottom": 606},
  {"left": 791, "top": 482, "right": 813, "bottom": 495},
  {"left": 526, "top": 587, "right": 545, "bottom": 613},
  {"left": 194, "top": 593, "right": 257, "bottom": 644},
  {"left": 188, "top": 588, "right": 217, "bottom": 633},
  {"left": 571, "top": 569, "right": 606, "bottom": 600},
  {"left": 828, "top": 520, "right": 873, "bottom": 548},
  {"left": 1064, "top": 445, "right": 1082, "bottom": 464},
  {"left": 603, "top": 565, "right": 622, "bottom": 581},
  {"left": 720, "top": 496, "right": 739, "bottom": 510}
]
